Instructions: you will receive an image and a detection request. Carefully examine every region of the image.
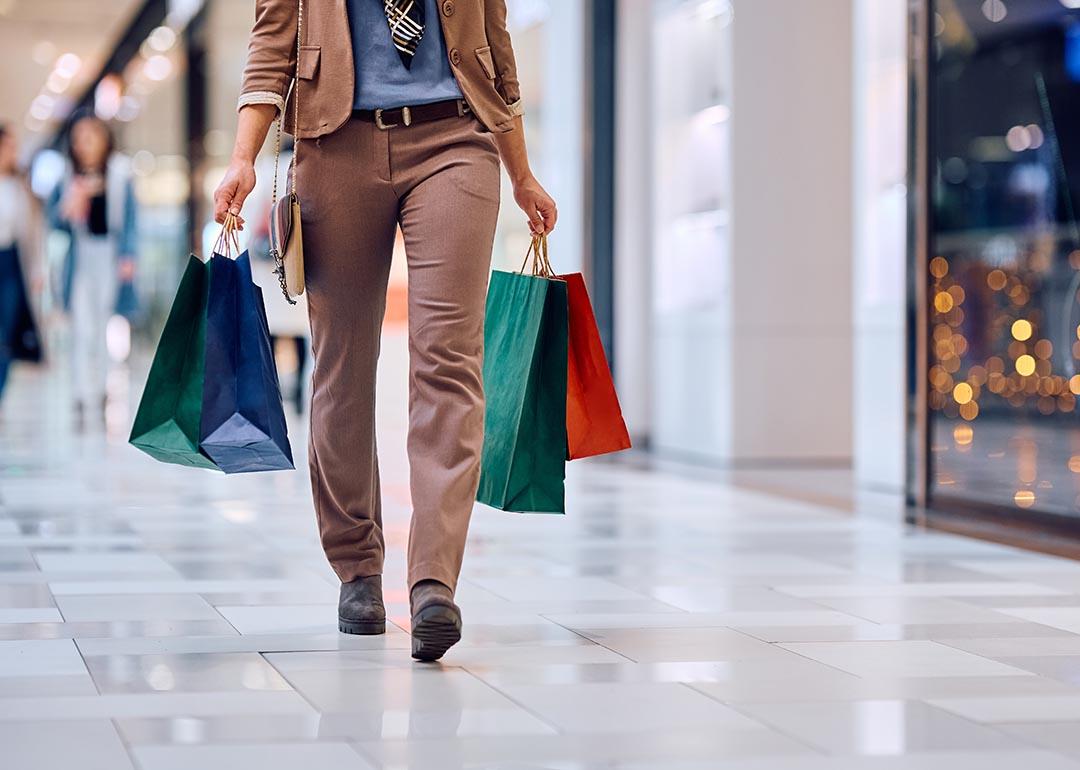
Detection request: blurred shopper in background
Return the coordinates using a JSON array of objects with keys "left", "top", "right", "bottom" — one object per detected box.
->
[
  {"left": 50, "top": 115, "right": 137, "bottom": 429},
  {"left": 0, "top": 124, "right": 42, "bottom": 409}
]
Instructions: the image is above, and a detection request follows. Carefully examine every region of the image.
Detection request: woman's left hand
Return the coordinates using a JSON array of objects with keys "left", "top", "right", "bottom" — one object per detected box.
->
[{"left": 513, "top": 175, "right": 557, "bottom": 235}]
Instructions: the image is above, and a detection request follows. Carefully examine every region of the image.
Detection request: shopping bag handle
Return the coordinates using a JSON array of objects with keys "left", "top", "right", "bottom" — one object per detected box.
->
[
  {"left": 519, "top": 232, "right": 555, "bottom": 278},
  {"left": 213, "top": 212, "right": 241, "bottom": 259}
]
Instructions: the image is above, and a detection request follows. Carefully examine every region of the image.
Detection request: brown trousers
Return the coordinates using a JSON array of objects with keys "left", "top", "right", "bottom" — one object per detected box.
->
[{"left": 297, "top": 113, "right": 501, "bottom": 592}]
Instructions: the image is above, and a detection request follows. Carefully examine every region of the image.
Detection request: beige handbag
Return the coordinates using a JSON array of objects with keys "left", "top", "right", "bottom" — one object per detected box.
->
[{"left": 268, "top": 0, "right": 305, "bottom": 304}]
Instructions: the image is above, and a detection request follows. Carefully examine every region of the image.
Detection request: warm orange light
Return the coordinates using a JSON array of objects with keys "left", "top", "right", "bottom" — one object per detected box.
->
[
  {"left": 959, "top": 401, "right": 979, "bottom": 421},
  {"left": 953, "top": 382, "right": 974, "bottom": 404},
  {"left": 1068, "top": 456, "right": 1080, "bottom": 474},
  {"left": 1014, "top": 490, "right": 1036, "bottom": 508},
  {"left": 1012, "top": 319, "right": 1033, "bottom": 341},
  {"left": 1070, "top": 375, "right": 1080, "bottom": 395},
  {"left": 987, "top": 269, "right": 1007, "bottom": 290},
  {"left": 953, "top": 424, "right": 973, "bottom": 446},
  {"left": 1035, "top": 339, "right": 1053, "bottom": 359},
  {"left": 1016, "top": 355, "right": 1036, "bottom": 376},
  {"left": 934, "top": 291, "right": 954, "bottom": 313},
  {"left": 929, "top": 256, "right": 949, "bottom": 278}
]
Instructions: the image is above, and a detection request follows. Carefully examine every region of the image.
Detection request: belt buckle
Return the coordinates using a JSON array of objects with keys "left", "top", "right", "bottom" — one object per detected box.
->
[
  {"left": 374, "top": 108, "right": 397, "bottom": 130},
  {"left": 375, "top": 106, "right": 411, "bottom": 130}
]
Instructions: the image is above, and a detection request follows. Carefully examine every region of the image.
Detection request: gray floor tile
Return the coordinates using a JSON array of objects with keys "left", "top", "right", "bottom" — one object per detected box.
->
[
  {"left": 0, "top": 719, "right": 134, "bottom": 770},
  {"left": 779, "top": 640, "right": 1033, "bottom": 678},
  {"left": 0, "top": 690, "right": 315, "bottom": 720},
  {"left": 352, "top": 728, "right": 815, "bottom": 769},
  {"left": 84, "top": 652, "right": 292, "bottom": 693},
  {"left": 0, "top": 638, "right": 88, "bottom": 677},
  {"left": 734, "top": 700, "right": 1030, "bottom": 754},
  {"left": 700, "top": 752, "right": 1080, "bottom": 770},
  {"left": 131, "top": 743, "right": 374, "bottom": 770},
  {"left": 996, "top": 723, "right": 1080, "bottom": 757},
  {"left": 114, "top": 714, "right": 325, "bottom": 745},
  {"left": 35, "top": 552, "right": 179, "bottom": 574},
  {"left": 0, "top": 607, "right": 63, "bottom": 623},
  {"left": 488, "top": 681, "right": 767, "bottom": 734},
  {"left": 54, "top": 594, "right": 222, "bottom": 622}
]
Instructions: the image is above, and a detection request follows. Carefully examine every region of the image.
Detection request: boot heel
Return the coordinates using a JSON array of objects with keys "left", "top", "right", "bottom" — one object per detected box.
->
[
  {"left": 338, "top": 617, "right": 386, "bottom": 635},
  {"left": 410, "top": 604, "right": 462, "bottom": 661}
]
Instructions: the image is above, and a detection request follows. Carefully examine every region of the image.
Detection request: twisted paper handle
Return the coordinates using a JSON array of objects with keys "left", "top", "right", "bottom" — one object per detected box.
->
[
  {"left": 214, "top": 212, "right": 241, "bottom": 259},
  {"left": 518, "top": 232, "right": 555, "bottom": 277}
]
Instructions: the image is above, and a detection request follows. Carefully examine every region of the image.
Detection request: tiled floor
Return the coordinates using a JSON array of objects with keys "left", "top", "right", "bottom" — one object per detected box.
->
[{"left": 9, "top": 336, "right": 1080, "bottom": 767}]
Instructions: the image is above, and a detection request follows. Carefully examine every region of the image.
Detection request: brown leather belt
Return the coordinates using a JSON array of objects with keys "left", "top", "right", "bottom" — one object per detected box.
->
[{"left": 354, "top": 99, "right": 470, "bottom": 130}]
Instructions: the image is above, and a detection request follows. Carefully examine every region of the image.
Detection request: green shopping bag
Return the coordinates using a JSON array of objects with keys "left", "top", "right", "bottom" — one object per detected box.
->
[
  {"left": 129, "top": 254, "right": 217, "bottom": 469},
  {"left": 477, "top": 235, "right": 569, "bottom": 513}
]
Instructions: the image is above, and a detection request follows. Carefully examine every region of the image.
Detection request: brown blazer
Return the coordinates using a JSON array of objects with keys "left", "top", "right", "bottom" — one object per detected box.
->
[{"left": 238, "top": 0, "right": 524, "bottom": 137}]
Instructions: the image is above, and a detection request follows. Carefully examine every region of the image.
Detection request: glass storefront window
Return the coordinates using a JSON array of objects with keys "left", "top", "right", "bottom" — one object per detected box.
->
[
  {"left": 649, "top": 0, "right": 733, "bottom": 458},
  {"left": 927, "top": 0, "right": 1080, "bottom": 516}
]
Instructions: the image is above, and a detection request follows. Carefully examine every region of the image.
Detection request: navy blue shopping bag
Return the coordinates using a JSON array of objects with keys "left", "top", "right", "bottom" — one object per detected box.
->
[{"left": 199, "top": 243, "right": 294, "bottom": 474}]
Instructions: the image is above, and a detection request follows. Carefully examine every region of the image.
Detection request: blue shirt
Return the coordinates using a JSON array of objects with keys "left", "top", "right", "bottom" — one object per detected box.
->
[{"left": 347, "top": 0, "right": 464, "bottom": 110}]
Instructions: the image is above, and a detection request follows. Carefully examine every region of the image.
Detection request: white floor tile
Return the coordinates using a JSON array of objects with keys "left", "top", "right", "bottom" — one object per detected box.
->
[
  {"left": 0, "top": 719, "right": 134, "bottom": 769},
  {"left": 54, "top": 594, "right": 222, "bottom": 622},
  {"left": 780, "top": 640, "right": 1033, "bottom": 678},
  {"left": 131, "top": 743, "right": 374, "bottom": 770},
  {"left": 927, "top": 695, "right": 1080, "bottom": 723},
  {"left": 489, "top": 681, "right": 766, "bottom": 734},
  {"left": 0, "top": 639, "right": 88, "bottom": 677},
  {"left": 0, "top": 608, "right": 63, "bottom": 623}
]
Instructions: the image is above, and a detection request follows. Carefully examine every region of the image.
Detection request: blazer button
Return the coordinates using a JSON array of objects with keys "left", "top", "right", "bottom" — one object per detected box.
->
[
  {"left": 449, "top": 48, "right": 462, "bottom": 66},
  {"left": 442, "top": 0, "right": 454, "bottom": 16}
]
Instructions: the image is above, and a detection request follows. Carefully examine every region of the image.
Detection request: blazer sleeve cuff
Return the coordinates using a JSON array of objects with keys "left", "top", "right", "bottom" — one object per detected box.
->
[
  {"left": 237, "top": 91, "right": 285, "bottom": 115},
  {"left": 507, "top": 98, "right": 524, "bottom": 118}
]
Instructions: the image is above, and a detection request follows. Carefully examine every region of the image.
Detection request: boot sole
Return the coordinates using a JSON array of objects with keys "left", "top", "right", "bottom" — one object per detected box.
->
[
  {"left": 410, "top": 604, "right": 462, "bottom": 661},
  {"left": 338, "top": 617, "right": 386, "bottom": 635}
]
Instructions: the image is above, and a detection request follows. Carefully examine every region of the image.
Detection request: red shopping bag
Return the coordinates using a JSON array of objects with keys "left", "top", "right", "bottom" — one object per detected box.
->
[{"left": 559, "top": 272, "right": 632, "bottom": 459}]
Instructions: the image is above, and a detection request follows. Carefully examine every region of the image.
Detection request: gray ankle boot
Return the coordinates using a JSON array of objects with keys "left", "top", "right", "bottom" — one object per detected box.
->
[
  {"left": 410, "top": 579, "right": 461, "bottom": 661},
  {"left": 338, "top": 575, "right": 386, "bottom": 635}
]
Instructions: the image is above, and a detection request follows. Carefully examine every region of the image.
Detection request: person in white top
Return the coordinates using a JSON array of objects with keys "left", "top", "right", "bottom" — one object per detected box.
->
[
  {"left": 50, "top": 115, "right": 137, "bottom": 426},
  {"left": 0, "top": 124, "right": 43, "bottom": 406}
]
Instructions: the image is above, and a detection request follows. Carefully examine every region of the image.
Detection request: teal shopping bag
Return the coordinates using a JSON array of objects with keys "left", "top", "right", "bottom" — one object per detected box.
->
[
  {"left": 477, "top": 235, "right": 569, "bottom": 513},
  {"left": 129, "top": 254, "right": 218, "bottom": 470}
]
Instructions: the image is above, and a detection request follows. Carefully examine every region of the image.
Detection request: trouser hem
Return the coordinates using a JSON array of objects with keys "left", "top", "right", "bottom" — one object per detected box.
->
[{"left": 407, "top": 561, "right": 461, "bottom": 595}]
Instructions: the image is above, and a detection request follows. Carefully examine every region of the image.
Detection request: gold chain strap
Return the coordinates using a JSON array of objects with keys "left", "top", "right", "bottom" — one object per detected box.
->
[{"left": 270, "top": 0, "right": 303, "bottom": 303}]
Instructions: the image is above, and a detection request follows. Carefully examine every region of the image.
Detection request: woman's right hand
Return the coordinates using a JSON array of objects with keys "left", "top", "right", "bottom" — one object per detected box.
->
[{"left": 213, "top": 158, "right": 256, "bottom": 229}]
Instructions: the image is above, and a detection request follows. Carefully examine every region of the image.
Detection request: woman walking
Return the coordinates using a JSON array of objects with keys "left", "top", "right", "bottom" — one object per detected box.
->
[
  {"left": 52, "top": 115, "right": 137, "bottom": 427},
  {"left": 0, "top": 125, "right": 42, "bottom": 409},
  {"left": 215, "top": 0, "right": 556, "bottom": 661}
]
